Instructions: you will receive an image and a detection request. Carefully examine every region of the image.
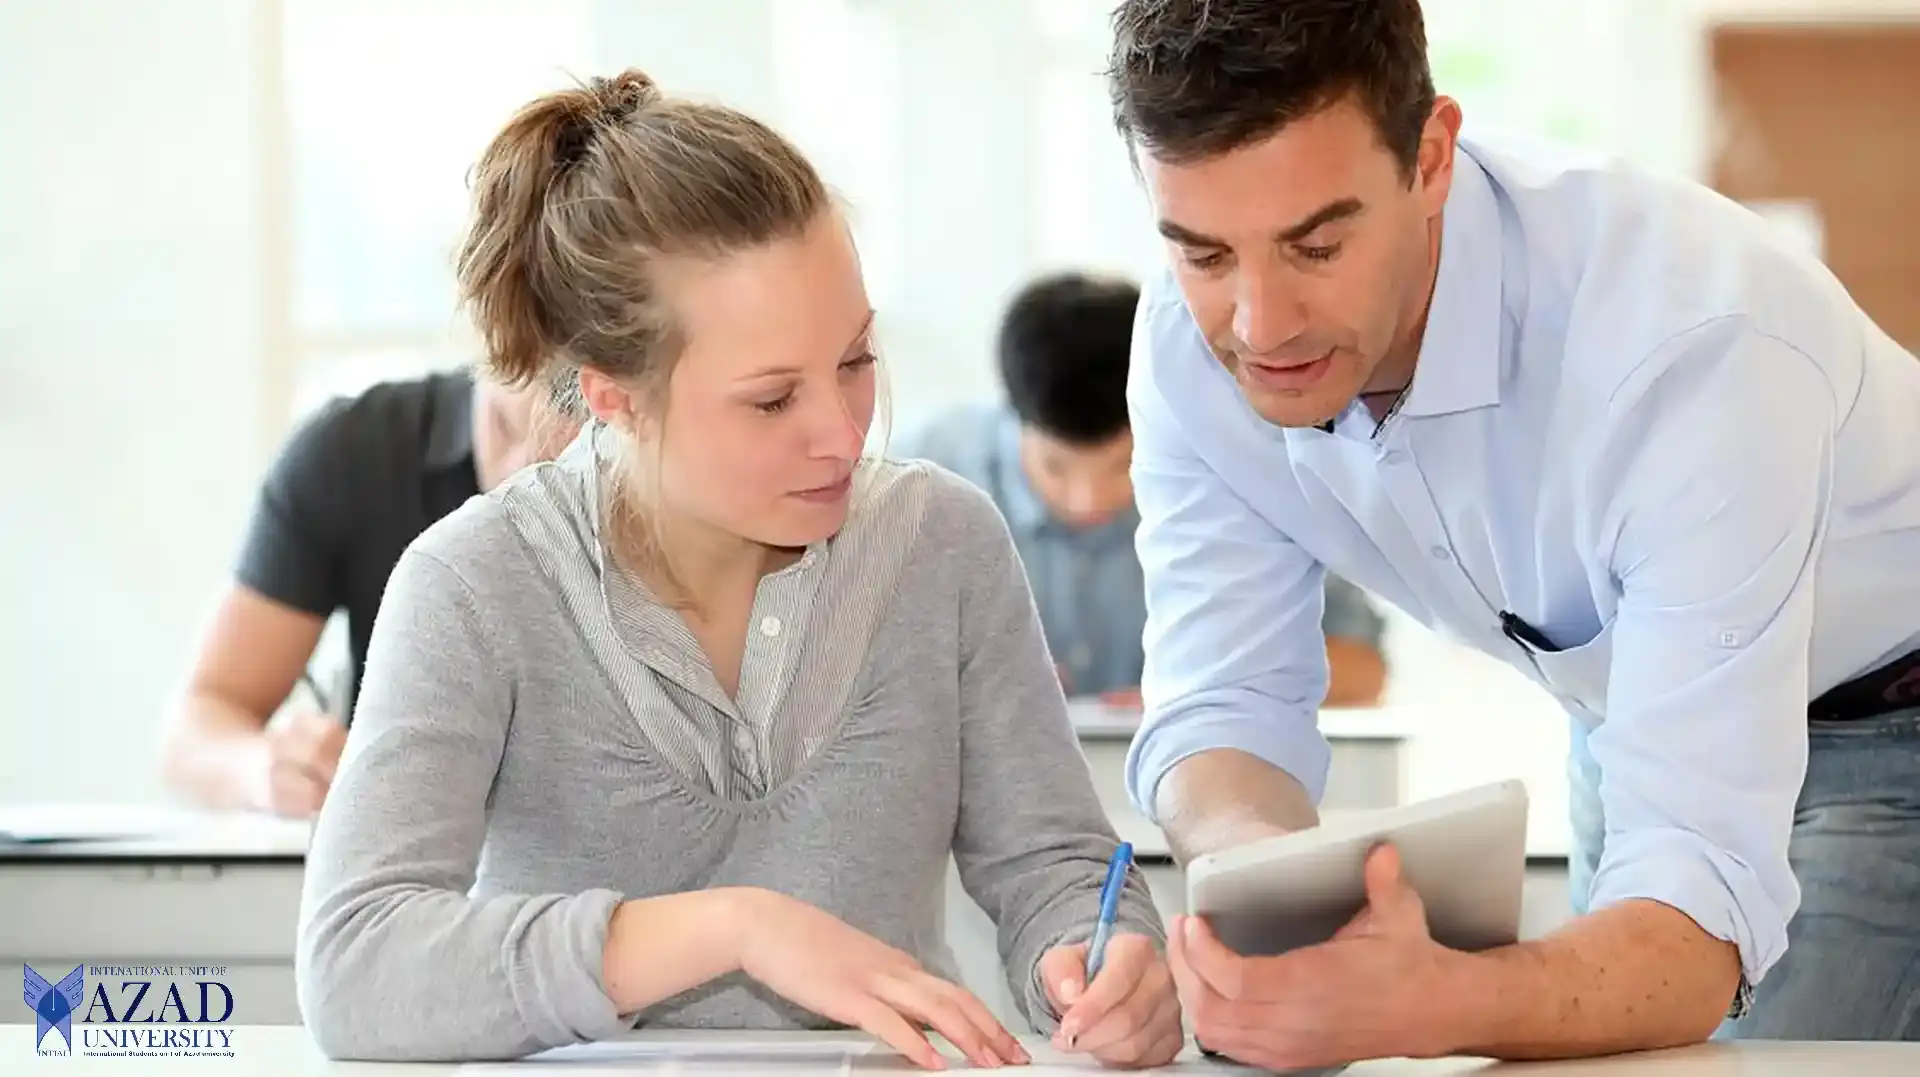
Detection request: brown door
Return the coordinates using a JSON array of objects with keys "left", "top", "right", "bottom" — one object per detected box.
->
[{"left": 1710, "top": 24, "right": 1920, "bottom": 351}]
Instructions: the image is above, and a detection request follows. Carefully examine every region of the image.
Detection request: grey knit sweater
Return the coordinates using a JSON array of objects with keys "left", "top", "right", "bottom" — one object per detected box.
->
[{"left": 294, "top": 451, "right": 1162, "bottom": 1061}]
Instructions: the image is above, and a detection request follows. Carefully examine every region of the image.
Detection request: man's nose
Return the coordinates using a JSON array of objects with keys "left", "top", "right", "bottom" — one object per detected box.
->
[{"left": 1232, "top": 268, "right": 1310, "bottom": 355}]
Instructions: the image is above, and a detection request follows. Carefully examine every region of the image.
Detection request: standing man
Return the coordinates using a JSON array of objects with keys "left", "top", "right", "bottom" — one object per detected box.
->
[
  {"left": 1111, "top": 0, "right": 1920, "bottom": 1067},
  {"left": 901, "top": 271, "right": 1387, "bottom": 706},
  {"left": 160, "top": 369, "right": 579, "bottom": 818}
]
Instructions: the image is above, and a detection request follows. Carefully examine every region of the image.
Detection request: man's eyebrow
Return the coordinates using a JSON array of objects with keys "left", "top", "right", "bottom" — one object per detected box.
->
[
  {"left": 1156, "top": 219, "right": 1225, "bottom": 248},
  {"left": 1156, "top": 197, "right": 1367, "bottom": 250},
  {"left": 1278, "top": 198, "right": 1365, "bottom": 243}
]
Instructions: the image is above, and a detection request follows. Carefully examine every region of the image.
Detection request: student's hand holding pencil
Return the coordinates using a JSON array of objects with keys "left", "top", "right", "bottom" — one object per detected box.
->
[
  {"left": 1037, "top": 842, "right": 1182, "bottom": 1068},
  {"left": 1039, "top": 933, "right": 1182, "bottom": 1068}
]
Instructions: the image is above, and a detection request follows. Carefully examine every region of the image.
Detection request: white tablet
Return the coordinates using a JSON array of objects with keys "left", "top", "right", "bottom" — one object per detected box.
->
[{"left": 1186, "top": 779, "right": 1529, "bottom": 957}]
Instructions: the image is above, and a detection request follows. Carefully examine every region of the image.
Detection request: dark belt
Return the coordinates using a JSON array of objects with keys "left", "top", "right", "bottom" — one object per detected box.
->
[{"left": 1808, "top": 647, "right": 1920, "bottom": 722}]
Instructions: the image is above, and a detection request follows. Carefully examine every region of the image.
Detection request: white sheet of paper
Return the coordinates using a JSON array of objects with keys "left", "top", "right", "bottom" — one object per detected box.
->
[
  {"left": 1064, "top": 697, "right": 1143, "bottom": 736},
  {"left": 455, "top": 1033, "right": 881, "bottom": 1074},
  {"left": 457, "top": 1035, "right": 1281, "bottom": 1075},
  {"left": 0, "top": 803, "right": 184, "bottom": 843},
  {"left": 527, "top": 1035, "right": 875, "bottom": 1061},
  {"left": 0, "top": 803, "right": 312, "bottom": 856}
]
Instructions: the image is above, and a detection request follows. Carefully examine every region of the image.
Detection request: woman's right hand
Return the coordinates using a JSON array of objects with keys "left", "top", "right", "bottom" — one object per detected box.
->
[{"left": 735, "top": 890, "right": 1029, "bottom": 1070}]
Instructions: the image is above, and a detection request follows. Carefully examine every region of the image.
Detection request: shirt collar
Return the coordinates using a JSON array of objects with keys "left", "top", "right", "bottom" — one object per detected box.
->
[
  {"left": 423, "top": 369, "right": 478, "bottom": 471},
  {"left": 1396, "top": 142, "right": 1507, "bottom": 419}
]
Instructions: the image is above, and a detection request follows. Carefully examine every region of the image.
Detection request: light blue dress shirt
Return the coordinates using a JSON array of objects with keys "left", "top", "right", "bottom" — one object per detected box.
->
[
  {"left": 1124, "top": 130, "right": 1920, "bottom": 987},
  {"left": 898, "top": 403, "right": 1389, "bottom": 696}
]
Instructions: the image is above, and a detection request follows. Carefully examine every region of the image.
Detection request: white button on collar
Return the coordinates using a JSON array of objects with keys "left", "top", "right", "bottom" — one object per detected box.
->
[{"left": 759, "top": 616, "right": 783, "bottom": 637}]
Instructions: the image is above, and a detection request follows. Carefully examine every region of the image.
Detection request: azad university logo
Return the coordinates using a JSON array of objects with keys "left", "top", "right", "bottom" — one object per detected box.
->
[
  {"left": 22, "top": 963, "right": 235, "bottom": 1058},
  {"left": 24, "top": 964, "right": 84, "bottom": 1054}
]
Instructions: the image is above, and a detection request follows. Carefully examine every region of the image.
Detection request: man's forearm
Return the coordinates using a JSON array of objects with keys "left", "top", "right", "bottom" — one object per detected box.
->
[
  {"left": 160, "top": 694, "right": 272, "bottom": 811},
  {"left": 1154, "top": 748, "right": 1320, "bottom": 865},
  {"left": 1440, "top": 899, "right": 1742, "bottom": 1059}
]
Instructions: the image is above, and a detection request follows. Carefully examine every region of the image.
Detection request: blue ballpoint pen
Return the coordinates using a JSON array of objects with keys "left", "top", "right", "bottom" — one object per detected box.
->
[{"left": 1084, "top": 840, "right": 1134, "bottom": 983}]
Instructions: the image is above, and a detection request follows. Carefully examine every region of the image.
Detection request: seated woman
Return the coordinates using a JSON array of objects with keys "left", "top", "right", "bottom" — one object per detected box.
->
[{"left": 293, "top": 70, "right": 1181, "bottom": 1069}]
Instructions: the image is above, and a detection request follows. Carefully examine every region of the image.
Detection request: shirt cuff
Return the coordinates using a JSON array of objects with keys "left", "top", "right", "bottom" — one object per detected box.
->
[
  {"left": 505, "top": 888, "right": 637, "bottom": 1045},
  {"left": 1585, "top": 826, "right": 1791, "bottom": 986},
  {"left": 1125, "top": 703, "right": 1331, "bottom": 822},
  {"left": 1025, "top": 926, "right": 1091, "bottom": 1033}
]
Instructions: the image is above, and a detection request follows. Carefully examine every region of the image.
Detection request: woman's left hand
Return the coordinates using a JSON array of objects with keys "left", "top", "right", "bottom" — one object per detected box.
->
[{"left": 1038, "top": 933, "right": 1184, "bottom": 1068}]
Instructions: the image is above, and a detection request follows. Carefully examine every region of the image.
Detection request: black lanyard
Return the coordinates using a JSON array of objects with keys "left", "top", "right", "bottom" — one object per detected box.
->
[{"left": 1364, "top": 383, "right": 1411, "bottom": 441}]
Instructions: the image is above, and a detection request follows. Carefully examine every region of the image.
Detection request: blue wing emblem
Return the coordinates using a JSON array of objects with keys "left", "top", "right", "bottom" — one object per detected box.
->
[
  {"left": 22, "top": 964, "right": 48, "bottom": 1008},
  {"left": 24, "top": 964, "right": 83, "bottom": 1052}
]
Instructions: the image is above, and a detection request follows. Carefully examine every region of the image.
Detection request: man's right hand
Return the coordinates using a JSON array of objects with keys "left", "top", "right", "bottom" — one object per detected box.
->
[
  {"left": 737, "top": 890, "right": 1027, "bottom": 1070},
  {"left": 258, "top": 708, "right": 345, "bottom": 817}
]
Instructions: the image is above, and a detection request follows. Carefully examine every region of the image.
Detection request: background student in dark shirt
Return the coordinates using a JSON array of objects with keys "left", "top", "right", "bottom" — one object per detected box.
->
[{"left": 160, "top": 369, "right": 578, "bottom": 817}]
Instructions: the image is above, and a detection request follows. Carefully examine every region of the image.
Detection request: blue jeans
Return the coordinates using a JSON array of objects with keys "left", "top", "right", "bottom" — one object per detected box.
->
[{"left": 1567, "top": 707, "right": 1920, "bottom": 1040}]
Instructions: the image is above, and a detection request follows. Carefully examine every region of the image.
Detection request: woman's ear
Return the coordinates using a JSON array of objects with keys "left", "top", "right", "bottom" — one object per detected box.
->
[{"left": 578, "top": 366, "right": 648, "bottom": 435}]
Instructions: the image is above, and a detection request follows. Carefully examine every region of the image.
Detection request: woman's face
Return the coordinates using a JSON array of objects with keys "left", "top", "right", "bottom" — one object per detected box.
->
[{"left": 644, "top": 211, "right": 879, "bottom": 550}]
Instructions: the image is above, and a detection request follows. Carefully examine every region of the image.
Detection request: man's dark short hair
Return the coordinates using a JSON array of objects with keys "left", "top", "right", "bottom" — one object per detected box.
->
[
  {"left": 997, "top": 272, "right": 1141, "bottom": 445},
  {"left": 1106, "top": 0, "right": 1436, "bottom": 175}
]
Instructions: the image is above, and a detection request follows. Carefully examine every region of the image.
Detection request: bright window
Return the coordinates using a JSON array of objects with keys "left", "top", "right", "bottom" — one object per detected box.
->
[
  {"left": 282, "top": 0, "right": 594, "bottom": 412},
  {"left": 772, "top": 0, "right": 905, "bottom": 307}
]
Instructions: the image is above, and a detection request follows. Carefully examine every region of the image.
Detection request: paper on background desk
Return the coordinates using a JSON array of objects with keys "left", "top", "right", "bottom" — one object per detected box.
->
[
  {"left": 0, "top": 803, "right": 190, "bottom": 843},
  {"left": 0, "top": 802, "right": 311, "bottom": 854},
  {"left": 1064, "top": 697, "right": 1145, "bottom": 736}
]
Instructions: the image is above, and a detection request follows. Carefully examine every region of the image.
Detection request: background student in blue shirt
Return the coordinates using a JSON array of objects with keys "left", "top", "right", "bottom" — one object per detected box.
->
[
  {"left": 900, "top": 272, "right": 1388, "bottom": 706},
  {"left": 1107, "top": 0, "right": 1920, "bottom": 1068}
]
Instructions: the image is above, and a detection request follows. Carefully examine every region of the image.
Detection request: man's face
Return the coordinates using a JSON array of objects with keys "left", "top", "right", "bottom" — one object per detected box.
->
[
  {"left": 1019, "top": 427, "right": 1135, "bottom": 530},
  {"left": 1138, "top": 95, "right": 1458, "bottom": 428}
]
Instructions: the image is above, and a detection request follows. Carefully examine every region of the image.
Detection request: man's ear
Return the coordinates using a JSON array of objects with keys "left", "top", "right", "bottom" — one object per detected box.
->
[{"left": 1415, "top": 97, "right": 1463, "bottom": 215}]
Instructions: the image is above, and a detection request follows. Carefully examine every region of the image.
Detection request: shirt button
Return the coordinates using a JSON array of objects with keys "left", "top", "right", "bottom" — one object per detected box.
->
[
  {"left": 759, "top": 616, "right": 782, "bottom": 637},
  {"left": 1429, "top": 545, "right": 1451, "bottom": 561}
]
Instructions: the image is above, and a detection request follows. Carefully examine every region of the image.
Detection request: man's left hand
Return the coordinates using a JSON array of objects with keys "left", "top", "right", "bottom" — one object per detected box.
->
[{"left": 1170, "top": 843, "right": 1471, "bottom": 1071}]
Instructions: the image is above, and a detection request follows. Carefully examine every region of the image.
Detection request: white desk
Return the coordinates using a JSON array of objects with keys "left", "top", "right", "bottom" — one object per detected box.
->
[
  {"left": 0, "top": 809, "right": 310, "bottom": 1025},
  {"left": 9, "top": 1027, "right": 1918, "bottom": 1075}
]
